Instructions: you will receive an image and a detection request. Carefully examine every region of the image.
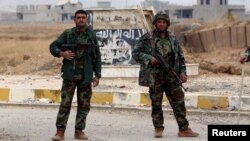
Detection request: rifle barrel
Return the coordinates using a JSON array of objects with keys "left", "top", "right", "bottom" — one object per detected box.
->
[{"left": 153, "top": 54, "right": 188, "bottom": 92}]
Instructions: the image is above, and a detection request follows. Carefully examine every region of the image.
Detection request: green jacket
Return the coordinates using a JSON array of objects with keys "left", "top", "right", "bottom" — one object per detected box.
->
[
  {"left": 132, "top": 30, "right": 186, "bottom": 87},
  {"left": 49, "top": 27, "right": 101, "bottom": 82}
]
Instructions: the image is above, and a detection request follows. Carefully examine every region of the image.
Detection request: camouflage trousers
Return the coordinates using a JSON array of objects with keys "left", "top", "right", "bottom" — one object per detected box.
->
[
  {"left": 56, "top": 78, "right": 92, "bottom": 131},
  {"left": 149, "top": 81, "right": 189, "bottom": 131}
]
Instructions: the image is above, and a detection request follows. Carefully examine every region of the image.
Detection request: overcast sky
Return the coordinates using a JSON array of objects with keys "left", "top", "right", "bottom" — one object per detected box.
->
[{"left": 0, "top": 0, "right": 249, "bottom": 12}]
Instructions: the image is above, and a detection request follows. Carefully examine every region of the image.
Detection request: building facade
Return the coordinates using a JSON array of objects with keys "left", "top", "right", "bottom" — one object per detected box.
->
[
  {"left": 142, "top": 0, "right": 246, "bottom": 22},
  {"left": 16, "top": 0, "right": 82, "bottom": 23},
  {"left": 193, "top": 0, "right": 245, "bottom": 22}
]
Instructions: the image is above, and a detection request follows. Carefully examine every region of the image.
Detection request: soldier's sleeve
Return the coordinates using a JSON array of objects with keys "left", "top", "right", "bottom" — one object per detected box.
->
[
  {"left": 132, "top": 39, "right": 152, "bottom": 67},
  {"left": 176, "top": 38, "right": 187, "bottom": 75},
  {"left": 49, "top": 30, "right": 67, "bottom": 58}
]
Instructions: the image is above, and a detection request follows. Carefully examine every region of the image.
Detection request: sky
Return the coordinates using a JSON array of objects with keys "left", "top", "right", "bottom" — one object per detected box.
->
[{"left": 0, "top": 0, "right": 249, "bottom": 12}]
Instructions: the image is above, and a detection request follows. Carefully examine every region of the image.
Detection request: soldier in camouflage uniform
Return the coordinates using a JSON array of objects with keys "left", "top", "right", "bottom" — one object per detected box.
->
[
  {"left": 240, "top": 45, "right": 250, "bottom": 63},
  {"left": 50, "top": 10, "right": 101, "bottom": 141},
  {"left": 132, "top": 11, "right": 198, "bottom": 138}
]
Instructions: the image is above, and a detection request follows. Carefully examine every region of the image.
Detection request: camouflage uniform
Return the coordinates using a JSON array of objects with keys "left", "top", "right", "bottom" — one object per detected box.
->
[
  {"left": 243, "top": 46, "right": 250, "bottom": 61},
  {"left": 50, "top": 27, "right": 101, "bottom": 131},
  {"left": 132, "top": 28, "right": 189, "bottom": 131}
]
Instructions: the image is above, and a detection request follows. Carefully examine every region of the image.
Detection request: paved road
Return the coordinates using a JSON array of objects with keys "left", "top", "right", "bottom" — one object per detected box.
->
[{"left": 0, "top": 105, "right": 249, "bottom": 141}]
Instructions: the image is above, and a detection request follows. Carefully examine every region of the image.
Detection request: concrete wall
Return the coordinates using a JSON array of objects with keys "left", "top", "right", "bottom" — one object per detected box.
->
[
  {"left": 22, "top": 13, "right": 36, "bottom": 22},
  {"left": 0, "top": 12, "right": 17, "bottom": 21},
  {"left": 17, "top": 5, "right": 30, "bottom": 13},
  {"left": 35, "top": 13, "right": 54, "bottom": 22},
  {"left": 186, "top": 23, "right": 249, "bottom": 52},
  {"left": 36, "top": 5, "right": 51, "bottom": 11},
  {"left": 220, "top": 26, "right": 231, "bottom": 48},
  {"left": 231, "top": 23, "right": 247, "bottom": 48},
  {"left": 199, "top": 29, "right": 216, "bottom": 51},
  {"left": 186, "top": 32, "right": 205, "bottom": 52},
  {"left": 102, "top": 64, "right": 199, "bottom": 78},
  {"left": 193, "top": 5, "right": 228, "bottom": 21},
  {"left": 247, "top": 24, "right": 250, "bottom": 46}
]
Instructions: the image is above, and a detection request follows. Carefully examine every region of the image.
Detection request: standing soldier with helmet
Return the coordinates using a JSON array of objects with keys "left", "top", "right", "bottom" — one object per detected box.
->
[
  {"left": 240, "top": 45, "right": 250, "bottom": 63},
  {"left": 132, "top": 11, "right": 198, "bottom": 138},
  {"left": 50, "top": 9, "right": 101, "bottom": 141}
]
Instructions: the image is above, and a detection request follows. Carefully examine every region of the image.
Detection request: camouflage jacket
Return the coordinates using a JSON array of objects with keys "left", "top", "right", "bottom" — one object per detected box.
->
[
  {"left": 132, "top": 30, "right": 186, "bottom": 87},
  {"left": 49, "top": 27, "right": 101, "bottom": 82}
]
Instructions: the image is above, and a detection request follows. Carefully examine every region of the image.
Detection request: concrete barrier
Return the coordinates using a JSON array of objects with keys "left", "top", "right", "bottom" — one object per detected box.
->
[
  {"left": 231, "top": 25, "right": 238, "bottom": 48},
  {"left": 1, "top": 88, "right": 249, "bottom": 111},
  {"left": 246, "top": 24, "right": 250, "bottom": 46},
  {"left": 198, "top": 29, "right": 216, "bottom": 52},
  {"left": 102, "top": 64, "right": 199, "bottom": 78},
  {"left": 237, "top": 24, "right": 247, "bottom": 48},
  {"left": 205, "top": 29, "right": 216, "bottom": 51},
  {"left": 214, "top": 27, "right": 223, "bottom": 48},
  {"left": 186, "top": 32, "right": 205, "bottom": 52},
  {"left": 199, "top": 30, "right": 209, "bottom": 52},
  {"left": 221, "top": 26, "right": 231, "bottom": 48}
]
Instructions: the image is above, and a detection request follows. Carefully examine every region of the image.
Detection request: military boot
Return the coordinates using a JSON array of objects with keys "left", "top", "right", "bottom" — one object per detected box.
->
[
  {"left": 75, "top": 130, "right": 88, "bottom": 140},
  {"left": 178, "top": 128, "right": 199, "bottom": 137},
  {"left": 154, "top": 127, "right": 164, "bottom": 138},
  {"left": 52, "top": 130, "right": 64, "bottom": 141}
]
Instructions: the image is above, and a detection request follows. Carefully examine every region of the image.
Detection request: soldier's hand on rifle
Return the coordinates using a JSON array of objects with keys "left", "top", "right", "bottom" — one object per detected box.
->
[
  {"left": 149, "top": 57, "right": 158, "bottom": 65},
  {"left": 92, "top": 77, "right": 99, "bottom": 87},
  {"left": 240, "top": 56, "right": 248, "bottom": 64},
  {"left": 180, "top": 73, "right": 187, "bottom": 83},
  {"left": 60, "top": 51, "right": 75, "bottom": 60}
]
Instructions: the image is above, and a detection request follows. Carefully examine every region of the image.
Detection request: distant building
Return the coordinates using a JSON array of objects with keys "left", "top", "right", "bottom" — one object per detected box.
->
[
  {"left": 16, "top": 0, "right": 82, "bottom": 23},
  {"left": 193, "top": 0, "right": 245, "bottom": 22},
  {"left": 54, "top": 0, "right": 83, "bottom": 22},
  {"left": 142, "top": 0, "right": 246, "bottom": 22},
  {"left": 0, "top": 12, "right": 17, "bottom": 23},
  {"left": 15, "top": 0, "right": 116, "bottom": 23},
  {"left": 97, "top": 1, "right": 111, "bottom": 8},
  {"left": 17, "top": 5, "right": 54, "bottom": 22},
  {"left": 141, "top": 0, "right": 169, "bottom": 11},
  {"left": 246, "top": 11, "right": 250, "bottom": 20}
]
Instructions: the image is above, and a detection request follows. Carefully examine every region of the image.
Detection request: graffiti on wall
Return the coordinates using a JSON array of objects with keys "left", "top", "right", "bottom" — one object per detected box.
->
[
  {"left": 95, "top": 29, "right": 145, "bottom": 65},
  {"left": 86, "top": 10, "right": 148, "bottom": 65},
  {"left": 92, "top": 10, "right": 145, "bottom": 29}
]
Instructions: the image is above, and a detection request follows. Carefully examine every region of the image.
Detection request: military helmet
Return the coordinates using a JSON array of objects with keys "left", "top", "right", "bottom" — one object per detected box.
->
[{"left": 152, "top": 11, "right": 170, "bottom": 25}]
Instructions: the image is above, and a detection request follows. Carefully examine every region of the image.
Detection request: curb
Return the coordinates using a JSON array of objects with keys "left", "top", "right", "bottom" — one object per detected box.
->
[
  {"left": 1, "top": 88, "right": 250, "bottom": 111},
  {"left": 1, "top": 102, "right": 250, "bottom": 117}
]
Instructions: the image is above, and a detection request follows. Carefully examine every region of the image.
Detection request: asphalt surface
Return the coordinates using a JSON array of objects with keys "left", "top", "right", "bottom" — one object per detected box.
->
[{"left": 0, "top": 105, "right": 249, "bottom": 141}]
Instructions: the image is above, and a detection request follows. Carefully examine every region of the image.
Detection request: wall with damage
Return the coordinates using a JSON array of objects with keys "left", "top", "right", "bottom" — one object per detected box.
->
[{"left": 88, "top": 9, "right": 153, "bottom": 65}]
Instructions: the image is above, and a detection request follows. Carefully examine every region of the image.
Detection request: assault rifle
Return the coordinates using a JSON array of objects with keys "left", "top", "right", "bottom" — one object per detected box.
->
[
  {"left": 59, "top": 42, "right": 104, "bottom": 70},
  {"left": 153, "top": 53, "right": 188, "bottom": 92},
  {"left": 60, "top": 42, "right": 104, "bottom": 52}
]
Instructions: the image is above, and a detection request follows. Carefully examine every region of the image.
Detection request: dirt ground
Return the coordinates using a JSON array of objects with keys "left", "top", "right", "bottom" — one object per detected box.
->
[
  {"left": 0, "top": 23, "right": 247, "bottom": 76},
  {"left": 0, "top": 23, "right": 249, "bottom": 93},
  {"left": 1, "top": 23, "right": 250, "bottom": 98}
]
